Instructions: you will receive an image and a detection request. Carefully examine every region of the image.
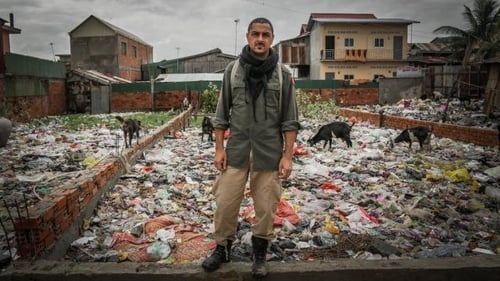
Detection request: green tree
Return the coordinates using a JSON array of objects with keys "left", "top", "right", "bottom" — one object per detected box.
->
[{"left": 201, "top": 82, "right": 219, "bottom": 113}]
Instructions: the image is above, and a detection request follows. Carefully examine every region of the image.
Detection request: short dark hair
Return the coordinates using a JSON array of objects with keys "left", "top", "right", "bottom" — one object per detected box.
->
[{"left": 247, "top": 17, "right": 274, "bottom": 34}]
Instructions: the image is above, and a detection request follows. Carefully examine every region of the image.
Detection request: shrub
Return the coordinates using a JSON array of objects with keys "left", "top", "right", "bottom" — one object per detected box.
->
[
  {"left": 296, "top": 89, "right": 337, "bottom": 121},
  {"left": 201, "top": 82, "right": 219, "bottom": 113}
]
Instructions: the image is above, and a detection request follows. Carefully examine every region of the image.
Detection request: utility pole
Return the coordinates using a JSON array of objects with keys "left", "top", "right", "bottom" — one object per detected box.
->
[
  {"left": 49, "top": 42, "right": 55, "bottom": 61},
  {"left": 176, "top": 47, "right": 180, "bottom": 73},
  {"left": 234, "top": 19, "right": 239, "bottom": 56}
]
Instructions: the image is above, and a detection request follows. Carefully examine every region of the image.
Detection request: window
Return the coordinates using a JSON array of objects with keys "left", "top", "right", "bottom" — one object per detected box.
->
[
  {"left": 325, "top": 72, "right": 335, "bottom": 80},
  {"left": 344, "top": 74, "right": 354, "bottom": 80},
  {"left": 375, "top": 38, "right": 384, "bottom": 48},
  {"left": 344, "top": 38, "right": 354, "bottom": 47},
  {"left": 132, "top": 46, "right": 137, "bottom": 58},
  {"left": 121, "top": 42, "right": 127, "bottom": 56}
]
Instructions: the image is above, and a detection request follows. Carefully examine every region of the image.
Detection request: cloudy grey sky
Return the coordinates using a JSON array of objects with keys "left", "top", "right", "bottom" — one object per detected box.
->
[{"left": 1, "top": 0, "right": 475, "bottom": 62}]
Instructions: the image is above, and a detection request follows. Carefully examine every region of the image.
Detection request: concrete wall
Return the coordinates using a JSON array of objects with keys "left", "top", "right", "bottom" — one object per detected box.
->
[
  {"left": 379, "top": 77, "right": 423, "bottom": 104},
  {"left": 71, "top": 36, "right": 118, "bottom": 76},
  {"left": 309, "top": 19, "right": 410, "bottom": 80},
  {"left": 3, "top": 256, "right": 500, "bottom": 281},
  {"left": 309, "top": 23, "right": 321, "bottom": 79}
]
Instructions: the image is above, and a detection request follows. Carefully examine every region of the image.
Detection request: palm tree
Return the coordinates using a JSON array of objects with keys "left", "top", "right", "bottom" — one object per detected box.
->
[
  {"left": 434, "top": 0, "right": 500, "bottom": 67},
  {"left": 433, "top": 0, "right": 500, "bottom": 119}
]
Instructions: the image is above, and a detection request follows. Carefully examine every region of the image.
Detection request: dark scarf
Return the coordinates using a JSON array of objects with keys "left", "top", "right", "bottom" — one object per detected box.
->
[{"left": 238, "top": 45, "right": 279, "bottom": 121}]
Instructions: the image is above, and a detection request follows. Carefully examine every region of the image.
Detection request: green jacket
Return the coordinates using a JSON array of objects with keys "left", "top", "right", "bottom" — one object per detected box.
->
[{"left": 212, "top": 59, "right": 301, "bottom": 171}]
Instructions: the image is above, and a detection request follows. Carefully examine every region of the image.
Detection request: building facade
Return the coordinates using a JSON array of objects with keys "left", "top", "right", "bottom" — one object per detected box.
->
[
  {"left": 275, "top": 13, "right": 419, "bottom": 81},
  {"left": 69, "top": 15, "right": 153, "bottom": 81}
]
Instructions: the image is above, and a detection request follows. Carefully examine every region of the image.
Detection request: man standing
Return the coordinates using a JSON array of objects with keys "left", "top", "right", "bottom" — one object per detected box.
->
[{"left": 202, "top": 17, "right": 301, "bottom": 278}]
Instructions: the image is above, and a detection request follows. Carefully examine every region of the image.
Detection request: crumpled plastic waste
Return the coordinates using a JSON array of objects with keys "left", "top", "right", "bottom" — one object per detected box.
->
[
  {"left": 242, "top": 198, "right": 299, "bottom": 226},
  {"left": 2, "top": 108, "right": 499, "bottom": 265}
]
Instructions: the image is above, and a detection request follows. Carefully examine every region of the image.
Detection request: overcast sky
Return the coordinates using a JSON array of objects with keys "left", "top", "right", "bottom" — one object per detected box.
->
[{"left": 1, "top": 0, "right": 475, "bottom": 62}]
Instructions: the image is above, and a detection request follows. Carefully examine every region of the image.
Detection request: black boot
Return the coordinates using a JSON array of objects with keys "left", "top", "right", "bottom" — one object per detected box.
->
[
  {"left": 202, "top": 240, "right": 232, "bottom": 272},
  {"left": 251, "top": 236, "right": 269, "bottom": 278}
]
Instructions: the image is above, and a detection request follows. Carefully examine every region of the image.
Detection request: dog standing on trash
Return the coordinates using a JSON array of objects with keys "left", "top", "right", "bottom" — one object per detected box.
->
[
  {"left": 307, "top": 121, "right": 355, "bottom": 149},
  {"left": 115, "top": 116, "right": 141, "bottom": 148},
  {"left": 391, "top": 126, "right": 432, "bottom": 151},
  {"left": 201, "top": 116, "right": 214, "bottom": 141}
]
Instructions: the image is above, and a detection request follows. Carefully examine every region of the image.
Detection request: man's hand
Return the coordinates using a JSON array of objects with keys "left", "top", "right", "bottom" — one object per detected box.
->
[
  {"left": 278, "top": 156, "right": 292, "bottom": 179},
  {"left": 214, "top": 149, "right": 227, "bottom": 171}
]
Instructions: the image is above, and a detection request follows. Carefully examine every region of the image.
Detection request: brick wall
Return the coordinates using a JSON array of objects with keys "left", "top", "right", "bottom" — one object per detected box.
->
[
  {"left": 117, "top": 35, "right": 152, "bottom": 81},
  {"left": 3, "top": 79, "right": 65, "bottom": 122},
  {"left": 303, "top": 88, "right": 378, "bottom": 106},
  {"left": 339, "top": 108, "right": 499, "bottom": 147},
  {"left": 111, "top": 90, "right": 200, "bottom": 112},
  {"left": 48, "top": 80, "right": 66, "bottom": 116},
  {"left": 335, "top": 88, "right": 378, "bottom": 106},
  {"left": 112, "top": 92, "right": 151, "bottom": 112},
  {"left": 4, "top": 96, "right": 46, "bottom": 122}
]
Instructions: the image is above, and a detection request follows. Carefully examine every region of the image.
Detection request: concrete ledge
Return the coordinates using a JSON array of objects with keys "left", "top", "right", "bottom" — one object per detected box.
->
[{"left": 2, "top": 255, "right": 500, "bottom": 281}]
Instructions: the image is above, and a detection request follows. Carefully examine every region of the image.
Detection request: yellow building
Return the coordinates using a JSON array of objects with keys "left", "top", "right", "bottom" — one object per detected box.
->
[{"left": 275, "top": 13, "right": 419, "bottom": 81}]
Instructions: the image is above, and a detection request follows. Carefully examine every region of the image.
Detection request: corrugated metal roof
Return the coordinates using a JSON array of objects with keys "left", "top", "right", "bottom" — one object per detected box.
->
[
  {"left": 155, "top": 73, "right": 223, "bottom": 82},
  {"left": 313, "top": 17, "right": 418, "bottom": 24},
  {"left": 410, "top": 43, "right": 441, "bottom": 52},
  {"left": 311, "top": 13, "right": 377, "bottom": 20},
  {"left": 70, "top": 69, "right": 132, "bottom": 84},
  {"left": 408, "top": 56, "right": 452, "bottom": 65},
  {"left": 176, "top": 48, "right": 237, "bottom": 61},
  {"left": 306, "top": 13, "right": 419, "bottom": 31}
]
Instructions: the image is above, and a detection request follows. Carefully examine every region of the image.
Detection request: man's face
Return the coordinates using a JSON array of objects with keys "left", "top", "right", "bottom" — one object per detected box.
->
[{"left": 246, "top": 22, "right": 274, "bottom": 59}]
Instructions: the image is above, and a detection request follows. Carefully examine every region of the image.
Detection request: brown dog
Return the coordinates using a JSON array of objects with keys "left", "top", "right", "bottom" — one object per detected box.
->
[{"left": 115, "top": 116, "right": 141, "bottom": 148}]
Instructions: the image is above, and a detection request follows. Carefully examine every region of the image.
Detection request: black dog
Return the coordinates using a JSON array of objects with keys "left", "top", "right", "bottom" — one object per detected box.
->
[
  {"left": 308, "top": 121, "right": 355, "bottom": 149},
  {"left": 202, "top": 116, "right": 214, "bottom": 141},
  {"left": 392, "top": 126, "right": 432, "bottom": 151},
  {"left": 115, "top": 116, "right": 141, "bottom": 148}
]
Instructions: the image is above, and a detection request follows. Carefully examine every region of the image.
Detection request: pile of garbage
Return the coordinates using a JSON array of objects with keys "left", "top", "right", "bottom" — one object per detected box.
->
[
  {"left": 0, "top": 109, "right": 499, "bottom": 266},
  {"left": 66, "top": 119, "right": 499, "bottom": 264},
  {"left": 357, "top": 97, "right": 499, "bottom": 129}
]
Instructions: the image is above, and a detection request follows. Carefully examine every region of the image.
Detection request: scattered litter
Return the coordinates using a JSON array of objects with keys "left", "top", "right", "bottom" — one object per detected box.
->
[{"left": 1, "top": 105, "right": 499, "bottom": 265}]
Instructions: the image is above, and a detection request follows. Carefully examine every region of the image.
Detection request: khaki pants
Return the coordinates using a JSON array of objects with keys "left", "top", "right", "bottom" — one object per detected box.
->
[{"left": 212, "top": 165, "right": 281, "bottom": 246}]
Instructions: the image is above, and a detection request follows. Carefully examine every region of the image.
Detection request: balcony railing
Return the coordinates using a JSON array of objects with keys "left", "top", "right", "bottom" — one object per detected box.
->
[{"left": 320, "top": 48, "right": 404, "bottom": 61}]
